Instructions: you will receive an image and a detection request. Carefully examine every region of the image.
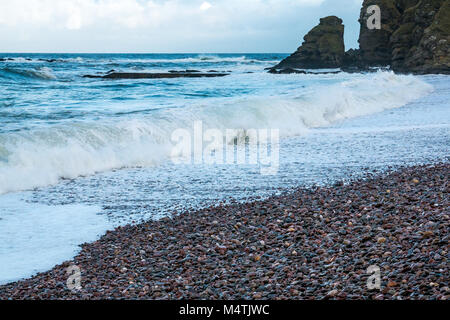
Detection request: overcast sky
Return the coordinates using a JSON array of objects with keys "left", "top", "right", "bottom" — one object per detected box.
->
[{"left": 0, "top": 0, "right": 363, "bottom": 53}]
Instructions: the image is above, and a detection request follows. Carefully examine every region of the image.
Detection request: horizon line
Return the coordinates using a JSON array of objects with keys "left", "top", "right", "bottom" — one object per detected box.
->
[{"left": 0, "top": 51, "right": 292, "bottom": 55}]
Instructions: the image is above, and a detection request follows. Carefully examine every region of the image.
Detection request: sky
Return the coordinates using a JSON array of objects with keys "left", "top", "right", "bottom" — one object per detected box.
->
[{"left": 0, "top": 0, "right": 364, "bottom": 53}]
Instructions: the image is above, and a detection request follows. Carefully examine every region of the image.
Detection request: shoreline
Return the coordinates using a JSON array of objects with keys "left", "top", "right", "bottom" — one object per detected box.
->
[{"left": 0, "top": 163, "right": 448, "bottom": 300}]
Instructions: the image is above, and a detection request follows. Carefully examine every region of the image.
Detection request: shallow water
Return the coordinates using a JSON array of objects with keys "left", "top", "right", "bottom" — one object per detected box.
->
[{"left": 0, "top": 54, "right": 449, "bottom": 284}]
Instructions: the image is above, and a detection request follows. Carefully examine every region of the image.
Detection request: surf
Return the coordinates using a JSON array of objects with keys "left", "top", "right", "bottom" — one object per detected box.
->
[
  {"left": 0, "top": 66, "right": 56, "bottom": 80},
  {"left": 0, "top": 71, "right": 433, "bottom": 194}
]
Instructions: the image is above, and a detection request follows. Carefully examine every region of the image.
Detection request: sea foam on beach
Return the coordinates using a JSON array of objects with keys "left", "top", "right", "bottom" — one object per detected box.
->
[
  {"left": 0, "top": 193, "right": 110, "bottom": 285},
  {"left": 0, "top": 68, "right": 433, "bottom": 195},
  {"left": 0, "top": 53, "right": 448, "bottom": 284}
]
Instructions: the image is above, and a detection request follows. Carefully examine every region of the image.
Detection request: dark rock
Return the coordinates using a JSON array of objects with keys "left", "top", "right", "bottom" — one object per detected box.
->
[
  {"left": 269, "top": 67, "right": 341, "bottom": 75},
  {"left": 272, "top": 16, "right": 345, "bottom": 70},
  {"left": 358, "top": 0, "right": 403, "bottom": 66},
  {"left": 357, "top": 0, "right": 449, "bottom": 74},
  {"left": 169, "top": 70, "right": 201, "bottom": 74},
  {"left": 83, "top": 72, "right": 229, "bottom": 79},
  {"left": 38, "top": 58, "right": 57, "bottom": 63},
  {"left": 341, "top": 49, "right": 369, "bottom": 72},
  {"left": 389, "top": 1, "right": 422, "bottom": 69},
  {"left": 268, "top": 68, "right": 307, "bottom": 74},
  {"left": 394, "top": 0, "right": 450, "bottom": 74}
]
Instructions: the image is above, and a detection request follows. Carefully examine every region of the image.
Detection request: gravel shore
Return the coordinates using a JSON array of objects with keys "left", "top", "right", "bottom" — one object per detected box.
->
[{"left": 1, "top": 163, "right": 448, "bottom": 300}]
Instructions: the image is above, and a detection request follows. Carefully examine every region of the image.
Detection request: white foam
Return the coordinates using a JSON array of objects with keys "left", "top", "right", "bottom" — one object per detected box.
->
[
  {"left": 0, "top": 71, "right": 433, "bottom": 194},
  {"left": 105, "top": 55, "right": 278, "bottom": 65},
  {"left": 0, "top": 193, "right": 110, "bottom": 285}
]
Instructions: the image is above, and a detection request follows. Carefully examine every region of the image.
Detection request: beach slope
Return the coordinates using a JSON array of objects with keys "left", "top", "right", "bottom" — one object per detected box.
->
[{"left": 0, "top": 163, "right": 448, "bottom": 300}]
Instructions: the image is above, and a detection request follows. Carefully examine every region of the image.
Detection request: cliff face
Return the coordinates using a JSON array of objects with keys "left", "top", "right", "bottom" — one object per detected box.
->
[
  {"left": 389, "top": 0, "right": 421, "bottom": 69},
  {"left": 358, "top": 0, "right": 403, "bottom": 66},
  {"left": 271, "top": 0, "right": 449, "bottom": 74},
  {"left": 358, "top": 0, "right": 449, "bottom": 74},
  {"left": 272, "top": 16, "right": 345, "bottom": 70},
  {"left": 397, "top": 0, "right": 450, "bottom": 73}
]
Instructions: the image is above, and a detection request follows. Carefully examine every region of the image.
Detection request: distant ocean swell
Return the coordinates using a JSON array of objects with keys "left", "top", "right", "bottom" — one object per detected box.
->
[
  {"left": 0, "top": 67, "right": 56, "bottom": 80},
  {"left": 0, "top": 55, "right": 279, "bottom": 66},
  {"left": 0, "top": 55, "right": 277, "bottom": 81},
  {"left": 0, "top": 71, "right": 433, "bottom": 194}
]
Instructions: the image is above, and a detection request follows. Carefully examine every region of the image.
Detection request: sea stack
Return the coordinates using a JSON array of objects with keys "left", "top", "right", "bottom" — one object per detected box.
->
[{"left": 271, "top": 16, "right": 345, "bottom": 71}]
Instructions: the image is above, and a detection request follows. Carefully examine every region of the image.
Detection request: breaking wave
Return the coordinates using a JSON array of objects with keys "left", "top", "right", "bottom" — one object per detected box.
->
[
  {"left": 0, "top": 71, "right": 433, "bottom": 194},
  {"left": 107, "top": 55, "right": 278, "bottom": 64},
  {"left": 0, "top": 67, "right": 56, "bottom": 80},
  {"left": 0, "top": 55, "right": 277, "bottom": 65}
]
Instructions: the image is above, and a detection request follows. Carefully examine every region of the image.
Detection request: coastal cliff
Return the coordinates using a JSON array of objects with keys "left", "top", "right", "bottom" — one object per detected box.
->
[
  {"left": 271, "top": 0, "right": 450, "bottom": 74},
  {"left": 393, "top": 0, "right": 450, "bottom": 74},
  {"left": 360, "top": 0, "right": 450, "bottom": 74}
]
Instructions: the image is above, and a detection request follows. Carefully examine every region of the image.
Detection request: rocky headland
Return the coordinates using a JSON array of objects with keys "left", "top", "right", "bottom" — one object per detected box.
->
[{"left": 271, "top": 0, "right": 450, "bottom": 74}]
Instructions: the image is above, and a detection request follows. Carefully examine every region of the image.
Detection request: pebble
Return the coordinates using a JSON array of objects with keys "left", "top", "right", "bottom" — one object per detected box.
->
[{"left": 0, "top": 163, "right": 448, "bottom": 300}]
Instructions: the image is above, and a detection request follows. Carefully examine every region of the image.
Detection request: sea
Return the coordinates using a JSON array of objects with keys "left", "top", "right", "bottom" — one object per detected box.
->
[{"left": 0, "top": 53, "right": 449, "bottom": 284}]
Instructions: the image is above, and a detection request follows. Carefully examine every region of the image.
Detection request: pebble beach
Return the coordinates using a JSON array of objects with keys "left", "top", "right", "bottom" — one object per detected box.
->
[{"left": 0, "top": 163, "right": 448, "bottom": 300}]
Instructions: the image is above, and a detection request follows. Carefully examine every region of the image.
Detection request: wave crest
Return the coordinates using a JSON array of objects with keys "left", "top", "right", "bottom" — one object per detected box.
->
[
  {"left": 0, "top": 71, "right": 433, "bottom": 194},
  {"left": 0, "top": 67, "right": 56, "bottom": 80}
]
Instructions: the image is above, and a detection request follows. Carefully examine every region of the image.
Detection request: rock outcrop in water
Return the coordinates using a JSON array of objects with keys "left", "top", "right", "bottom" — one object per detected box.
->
[
  {"left": 270, "top": 16, "right": 345, "bottom": 71},
  {"left": 83, "top": 71, "right": 229, "bottom": 79},
  {"left": 270, "top": 0, "right": 449, "bottom": 74}
]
